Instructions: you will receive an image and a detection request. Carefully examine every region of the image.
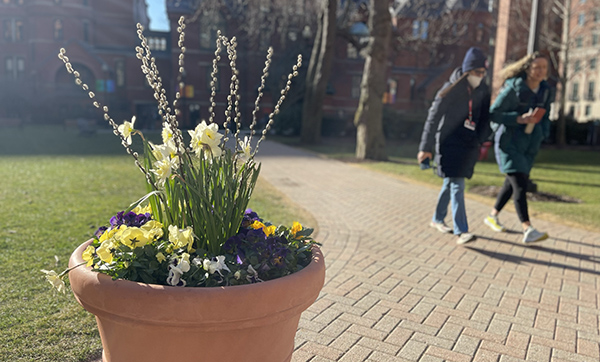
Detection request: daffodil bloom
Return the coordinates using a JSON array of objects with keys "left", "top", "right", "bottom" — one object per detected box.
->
[
  {"left": 41, "top": 269, "right": 66, "bottom": 294},
  {"left": 150, "top": 140, "right": 179, "bottom": 164},
  {"left": 168, "top": 225, "right": 195, "bottom": 252},
  {"left": 151, "top": 157, "right": 178, "bottom": 186},
  {"left": 238, "top": 136, "right": 252, "bottom": 160},
  {"left": 117, "top": 116, "right": 136, "bottom": 145},
  {"left": 161, "top": 122, "right": 174, "bottom": 144},
  {"left": 188, "top": 121, "right": 223, "bottom": 158},
  {"left": 291, "top": 221, "right": 303, "bottom": 238},
  {"left": 82, "top": 245, "right": 95, "bottom": 267}
]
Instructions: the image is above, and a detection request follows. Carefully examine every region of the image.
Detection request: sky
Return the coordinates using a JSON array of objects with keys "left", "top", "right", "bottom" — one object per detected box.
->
[{"left": 146, "top": 0, "right": 170, "bottom": 31}]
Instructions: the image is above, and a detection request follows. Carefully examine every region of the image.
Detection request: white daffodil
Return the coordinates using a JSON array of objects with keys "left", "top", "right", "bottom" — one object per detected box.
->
[
  {"left": 238, "top": 136, "right": 252, "bottom": 160},
  {"left": 202, "top": 255, "right": 230, "bottom": 276},
  {"left": 117, "top": 116, "right": 136, "bottom": 145},
  {"left": 161, "top": 122, "right": 174, "bottom": 144},
  {"left": 41, "top": 269, "right": 66, "bottom": 294},
  {"left": 166, "top": 253, "right": 191, "bottom": 287},
  {"left": 151, "top": 157, "right": 178, "bottom": 186},
  {"left": 188, "top": 121, "right": 223, "bottom": 158}
]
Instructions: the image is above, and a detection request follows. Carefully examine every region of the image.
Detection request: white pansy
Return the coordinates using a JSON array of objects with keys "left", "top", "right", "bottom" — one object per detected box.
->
[
  {"left": 117, "top": 116, "right": 136, "bottom": 145},
  {"left": 166, "top": 253, "right": 191, "bottom": 287},
  {"left": 202, "top": 255, "right": 230, "bottom": 276},
  {"left": 188, "top": 121, "right": 223, "bottom": 158},
  {"left": 41, "top": 269, "right": 66, "bottom": 294},
  {"left": 246, "top": 264, "right": 263, "bottom": 283}
]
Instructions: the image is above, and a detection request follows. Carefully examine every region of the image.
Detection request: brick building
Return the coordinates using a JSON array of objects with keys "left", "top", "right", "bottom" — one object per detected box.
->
[{"left": 1, "top": 0, "right": 493, "bottom": 135}]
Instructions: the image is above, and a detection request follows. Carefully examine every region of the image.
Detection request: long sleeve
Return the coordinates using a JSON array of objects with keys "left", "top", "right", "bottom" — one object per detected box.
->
[
  {"left": 418, "top": 87, "right": 448, "bottom": 153},
  {"left": 490, "top": 85, "right": 519, "bottom": 127}
]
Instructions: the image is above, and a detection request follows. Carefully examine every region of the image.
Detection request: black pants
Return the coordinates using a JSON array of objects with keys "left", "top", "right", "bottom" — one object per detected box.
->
[{"left": 494, "top": 172, "right": 529, "bottom": 223}]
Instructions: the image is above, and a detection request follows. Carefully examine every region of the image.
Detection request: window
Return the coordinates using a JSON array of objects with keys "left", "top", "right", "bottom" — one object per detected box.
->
[
  {"left": 3, "top": 19, "right": 23, "bottom": 42},
  {"left": 83, "top": 21, "right": 89, "bottom": 42},
  {"left": 579, "top": 13, "right": 585, "bottom": 26},
  {"left": 571, "top": 82, "right": 580, "bottom": 101},
  {"left": 115, "top": 59, "right": 125, "bottom": 87},
  {"left": 585, "top": 105, "right": 591, "bottom": 116},
  {"left": 574, "top": 60, "right": 581, "bottom": 72},
  {"left": 595, "top": 11, "right": 600, "bottom": 22},
  {"left": 412, "top": 20, "right": 428, "bottom": 40},
  {"left": 476, "top": 23, "right": 484, "bottom": 42},
  {"left": 5, "top": 56, "right": 24, "bottom": 79},
  {"left": 54, "top": 19, "right": 63, "bottom": 40},
  {"left": 591, "top": 58, "right": 597, "bottom": 70},
  {"left": 351, "top": 75, "right": 362, "bottom": 98},
  {"left": 199, "top": 13, "right": 226, "bottom": 49},
  {"left": 576, "top": 36, "right": 583, "bottom": 48},
  {"left": 593, "top": 34, "right": 599, "bottom": 46},
  {"left": 587, "top": 81, "right": 595, "bottom": 100},
  {"left": 148, "top": 36, "right": 167, "bottom": 51}
]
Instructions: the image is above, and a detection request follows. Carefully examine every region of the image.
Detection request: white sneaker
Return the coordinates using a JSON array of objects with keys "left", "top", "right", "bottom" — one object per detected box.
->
[
  {"left": 457, "top": 233, "right": 476, "bottom": 245},
  {"left": 523, "top": 227, "right": 549, "bottom": 244},
  {"left": 430, "top": 221, "right": 452, "bottom": 233}
]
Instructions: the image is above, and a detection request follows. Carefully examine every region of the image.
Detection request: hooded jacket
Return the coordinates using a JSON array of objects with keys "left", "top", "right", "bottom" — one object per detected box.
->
[
  {"left": 491, "top": 76, "right": 552, "bottom": 174},
  {"left": 419, "top": 68, "right": 491, "bottom": 179}
]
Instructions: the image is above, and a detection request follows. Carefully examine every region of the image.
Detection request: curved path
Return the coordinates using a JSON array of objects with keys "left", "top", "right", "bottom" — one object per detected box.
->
[{"left": 257, "top": 141, "right": 600, "bottom": 362}]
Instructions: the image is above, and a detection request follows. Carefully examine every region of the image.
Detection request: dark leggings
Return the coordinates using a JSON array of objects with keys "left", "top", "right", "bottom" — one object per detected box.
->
[{"left": 494, "top": 172, "right": 529, "bottom": 223}]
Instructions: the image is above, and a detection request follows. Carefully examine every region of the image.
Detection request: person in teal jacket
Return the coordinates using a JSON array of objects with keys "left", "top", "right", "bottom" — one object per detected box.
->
[{"left": 483, "top": 52, "right": 552, "bottom": 244}]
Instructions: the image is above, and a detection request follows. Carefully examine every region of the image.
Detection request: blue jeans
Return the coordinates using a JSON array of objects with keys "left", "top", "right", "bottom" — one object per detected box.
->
[{"left": 432, "top": 177, "right": 468, "bottom": 235}]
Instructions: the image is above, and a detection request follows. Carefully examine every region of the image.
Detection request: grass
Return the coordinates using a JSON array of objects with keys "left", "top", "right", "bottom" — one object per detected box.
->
[
  {"left": 275, "top": 136, "right": 600, "bottom": 232},
  {"left": 0, "top": 125, "right": 314, "bottom": 362}
]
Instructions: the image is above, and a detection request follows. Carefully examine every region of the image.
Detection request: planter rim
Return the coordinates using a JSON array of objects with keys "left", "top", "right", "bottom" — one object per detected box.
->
[{"left": 68, "top": 239, "right": 325, "bottom": 329}]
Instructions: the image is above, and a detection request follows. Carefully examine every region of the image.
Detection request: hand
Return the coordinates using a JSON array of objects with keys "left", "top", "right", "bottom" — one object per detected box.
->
[{"left": 417, "top": 151, "right": 432, "bottom": 163}]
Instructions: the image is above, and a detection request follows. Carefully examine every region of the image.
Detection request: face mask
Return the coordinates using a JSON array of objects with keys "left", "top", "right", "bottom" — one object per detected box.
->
[{"left": 467, "top": 74, "right": 483, "bottom": 89}]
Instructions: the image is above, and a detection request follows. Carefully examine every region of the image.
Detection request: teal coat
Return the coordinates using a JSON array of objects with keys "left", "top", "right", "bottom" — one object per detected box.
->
[{"left": 491, "top": 76, "right": 552, "bottom": 174}]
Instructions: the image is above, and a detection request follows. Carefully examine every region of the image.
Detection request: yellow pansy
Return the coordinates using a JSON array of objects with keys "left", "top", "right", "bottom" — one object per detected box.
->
[
  {"left": 98, "top": 226, "right": 122, "bottom": 244},
  {"left": 82, "top": 245, "right": 95, "bottom": 267},
  {"left": 141, "top": 220, "right": 164, "bottom": 240},
  {"left": 168, "top": 225, "right": 195, "bottom": 252},
  {"left": 132, "top": 204, "right": 152, "bottom": 215},
  {"left": 96, "top": 241, "right": 115, "bottom": 263},
  {"left": 118, "top": 227, "right": 152, "bottom": 248},
  {"left": 250, "top": 221, "right": 266, "bottom": 230},
  {"left": 264, "top": 225, "right": 276, "bottom": 237},
  {"left": 291, "top": 221, "right": 302, "bottom": 237},
  {"left": 156, "top": 252, "right": 166, "bottom": 263}
]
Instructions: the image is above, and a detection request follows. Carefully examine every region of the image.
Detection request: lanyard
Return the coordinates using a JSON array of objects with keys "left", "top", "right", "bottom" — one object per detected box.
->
[{"left": 467, "top": 87, "right": 472, "bottom": 122}]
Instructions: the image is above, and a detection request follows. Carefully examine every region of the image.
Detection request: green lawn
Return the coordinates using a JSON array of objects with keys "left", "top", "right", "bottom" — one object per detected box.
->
[
  {"left": 277, "top": 136, "right": 600, "bottom": 232},
  {"left": 0, "top": 126, "right": 313, "bottom": 362}
]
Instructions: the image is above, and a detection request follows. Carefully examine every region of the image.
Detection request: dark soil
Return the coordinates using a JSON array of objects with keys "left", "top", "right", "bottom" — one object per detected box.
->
[{"left": 469, "top": 185, "right": 582, "bottom": 203}]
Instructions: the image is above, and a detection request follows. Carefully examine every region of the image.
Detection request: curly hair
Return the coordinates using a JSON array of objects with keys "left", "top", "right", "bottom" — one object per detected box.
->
[{"left": 500, "top": 52, "right": 546, "bottom": 82}]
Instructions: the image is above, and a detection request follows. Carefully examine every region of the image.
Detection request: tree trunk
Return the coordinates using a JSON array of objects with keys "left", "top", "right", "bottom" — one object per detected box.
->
[
  {"left": 300, "top": 0, "right": 337, "bottom": 145},
  {"left": 354, "top": 0, "right": 390, "bottom": 160},
  {"left": 555, "top": 0, "right": 571, "bottom": 147}
]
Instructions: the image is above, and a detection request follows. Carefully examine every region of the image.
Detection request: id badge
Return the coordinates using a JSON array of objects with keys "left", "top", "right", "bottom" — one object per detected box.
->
[{"left": 464, "top": 119, "right": 476, "bottom": 131}]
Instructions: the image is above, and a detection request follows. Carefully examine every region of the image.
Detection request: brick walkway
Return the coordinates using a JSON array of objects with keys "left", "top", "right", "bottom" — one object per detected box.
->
[{"left": 256, "top": 141, "right": 600, "bottom": 362}]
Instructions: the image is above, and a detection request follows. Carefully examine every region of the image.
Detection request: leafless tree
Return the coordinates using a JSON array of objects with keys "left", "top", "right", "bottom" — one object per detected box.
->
[{"left": 353, "top": 0, "right": 391, "bottom": 160}]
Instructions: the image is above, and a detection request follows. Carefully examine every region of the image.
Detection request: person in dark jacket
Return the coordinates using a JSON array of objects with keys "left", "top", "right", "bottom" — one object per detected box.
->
[
  {"left": 483, "top": 52, "right": 552, "bottom": 244},
  {"left": 418, "top": 47, "right": 491, "bottom": 245}
]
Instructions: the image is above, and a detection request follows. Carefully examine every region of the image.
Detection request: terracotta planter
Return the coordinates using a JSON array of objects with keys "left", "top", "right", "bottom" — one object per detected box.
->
[{"left": 68, "top": 240, "right": 325, "bottom": 362}]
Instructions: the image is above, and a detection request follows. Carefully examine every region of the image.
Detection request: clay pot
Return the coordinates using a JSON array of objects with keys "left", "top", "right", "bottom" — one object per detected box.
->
[{"left": 68, "top": 239, "right": 325, "bottom": 362}]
